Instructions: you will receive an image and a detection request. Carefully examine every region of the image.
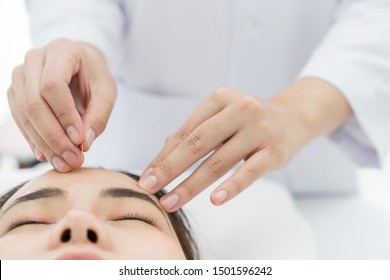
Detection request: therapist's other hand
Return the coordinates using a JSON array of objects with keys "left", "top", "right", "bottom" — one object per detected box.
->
[
  {"left": 7, "top": 38, "right": 116, "bottom": 172},
  {"left": 139, "top": 78, "right": 352, "bottom": 212},
  {"left": 139, "top": 87, "right": 311, "bottom": 212}
]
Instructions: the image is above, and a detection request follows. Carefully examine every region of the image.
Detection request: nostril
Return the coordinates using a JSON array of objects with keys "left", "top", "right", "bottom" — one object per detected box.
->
[
  {"left": 61, "top": 229, "right": 71, "bottom": 242},
  {"left": 87, "top": 229, "right": 98, "bottom": 243}
]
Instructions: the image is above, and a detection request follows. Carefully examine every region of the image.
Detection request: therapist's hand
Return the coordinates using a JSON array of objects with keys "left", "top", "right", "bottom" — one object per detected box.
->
[
  {"left": 7, "top": 38, "right": 116, "bottom": 172},
  {"left": 139, "top": 78, "right": 352, "bottom": 212}
]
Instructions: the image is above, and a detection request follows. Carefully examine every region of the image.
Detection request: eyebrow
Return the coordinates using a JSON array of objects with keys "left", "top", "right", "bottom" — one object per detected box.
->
[
  {"left": 1, "top": 187, "right": 65, "bottom": 217},
  {"left": 99, "top": 187, "right": 164, "bottom": 215},
  {"left": 0, "top": 186, "right": 165, "bottom": 218}
]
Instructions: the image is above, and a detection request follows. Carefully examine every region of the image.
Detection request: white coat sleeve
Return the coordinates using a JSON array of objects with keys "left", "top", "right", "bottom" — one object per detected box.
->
[
  {"left": 25, "top": 0, "right": 126, "bottom": 67},
  {"left": 299, "top": 0, "right": 390, "bottom": 168}
]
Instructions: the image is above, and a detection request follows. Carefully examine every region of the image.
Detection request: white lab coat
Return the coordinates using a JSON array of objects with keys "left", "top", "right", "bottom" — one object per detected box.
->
[{"left": 25, "top": 0, "right": 390, "bottom": 194}]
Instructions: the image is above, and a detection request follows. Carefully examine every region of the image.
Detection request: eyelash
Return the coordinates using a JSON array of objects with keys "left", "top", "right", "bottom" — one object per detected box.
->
[
  {"left": 111, "top": 213, "right": 156, "bottom": 226},
  {"left": 8, "top": 218, "right": 50, "bottom": 232},
  {"left": 7, "top": 213, "right": 156, "bottom": 232}
]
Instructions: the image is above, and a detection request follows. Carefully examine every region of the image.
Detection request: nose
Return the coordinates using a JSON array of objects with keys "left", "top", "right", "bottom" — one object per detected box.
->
[{"left": 48, "top": 209, "right": 111, "bottom": 250}]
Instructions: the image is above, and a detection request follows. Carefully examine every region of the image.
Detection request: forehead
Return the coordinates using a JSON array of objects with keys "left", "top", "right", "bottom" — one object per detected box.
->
[{"left": 4, "top": 168, "right": 153, "bottom": 207}]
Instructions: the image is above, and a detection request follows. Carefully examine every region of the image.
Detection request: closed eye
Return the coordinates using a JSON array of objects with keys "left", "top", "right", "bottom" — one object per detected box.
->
[
  {"left": 8, "top": 219, "right": 51, "bottom": 232},
  {"left": 6, "top": 214, "right": 157, "bottom": 232},
  {"left": 111, "top": 213, "right": 156, "bottom": 226}
]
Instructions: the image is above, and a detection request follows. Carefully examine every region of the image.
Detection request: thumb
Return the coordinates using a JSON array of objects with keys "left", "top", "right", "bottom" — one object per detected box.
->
[{"left": 81, "top": 81, "right": 117, "bottom": 151}]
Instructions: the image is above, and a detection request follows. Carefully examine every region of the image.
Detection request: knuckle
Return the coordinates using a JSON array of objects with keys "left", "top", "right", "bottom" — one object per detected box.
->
[
  {"left": 152, "top": 156, "right": 164, "bottom": 166},
  {"left": 47, "top": 38, "right": 82, "bottom": 61},
  {"left": 24, "top": 48, "right": 40, "bottom": 62},
  {"left": 38, "top": 141, "right": 56, "bottom": 160},
  {"left": 206, "top": 157, "right": 224, "bottom": 174},
  {"left": 183, "top": 134, "right": 203, "bottom": 154},
  {"left": 68, "top": 47, "right": 83, "bottom": 61},
  {"left": 56, "top": 106, "right": 75, "bottom": 123},
  {"left": 245, "top": 166, "right": 261, "bottom": 181},
  {"left": 11, "top": 65, "right": 23, "bottom": 82},
  {"left": 38, "top": 142, "right": 51, "bottom": 155},
  {"left": 45, "top": 135, "right": 62, "bottom": 150},
  {"left": 7, "top": 87, "right": 14, "bottom": 101},
  {"left": 235, "top": 96, "right": 262, "bottom": 112},
  {"left": 215, "top": 86, "right": 231, "bottom": 96},
  {"left": 269, "top": 143, "right": 283, "bottom": 156},
  {"left": 230, "top": 178, "right": 243, "bottom": 195},
  {"left": 20, "top": 114, "right": 31, "bottom": 128},
  {"left": 157, "top": 163, "right": 173, "bottom": 178},
  {"left": 211, "top": 86, "right": 231, "bottom": 101},
  {"left": 25, "top": 101, "right": 41, "bottom": 118},
  {"left": 180, "top": 183, "right": 194, "bottom": 199},
  {"left": 40, "top": 79, "right": 59, "bottom": 97},
  {"left": 175, "top": 128, "right": 190, "bottom": 141},
  {"left": 48, "top": 37, "right": 72, "bottom": 48},
  {"left": 268, "top": 145, "right": 289, "bottom": 167},
  {"left": 48, "top": 38, "right": 64, "bottom": 47}
]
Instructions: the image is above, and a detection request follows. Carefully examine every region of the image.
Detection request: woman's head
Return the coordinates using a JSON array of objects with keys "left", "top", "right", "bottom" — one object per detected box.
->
[{"left": 0, "top": 168, "right": 198, "bottom": 259}]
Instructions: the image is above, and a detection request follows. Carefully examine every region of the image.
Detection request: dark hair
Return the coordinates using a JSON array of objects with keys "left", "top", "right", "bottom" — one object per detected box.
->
[
  {"left": 0, "top": 171, "right": 199, "bottom": 260},
  {"left": 0, "top": 182, "right": 25, "bottom": 210},
  {"left": 119, "top": 172, "right": 199, "bottom": 260}
]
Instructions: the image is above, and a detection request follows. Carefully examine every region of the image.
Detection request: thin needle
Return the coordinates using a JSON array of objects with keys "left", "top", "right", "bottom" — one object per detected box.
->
[{"left": 80, "top": 142, "right": 84, "bottom": 172}]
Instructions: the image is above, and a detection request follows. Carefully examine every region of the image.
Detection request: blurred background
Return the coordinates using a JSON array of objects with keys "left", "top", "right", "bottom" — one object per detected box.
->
[
  {"left": 1, "top": 0, "right": 389, "bottom": 259},
  {"left": 0, "top": 0, "right": 33, "bottom": 167}
]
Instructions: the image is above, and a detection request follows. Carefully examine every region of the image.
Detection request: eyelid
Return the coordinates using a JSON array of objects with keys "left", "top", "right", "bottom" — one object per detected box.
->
[
  {"left": 111, "top": 213, "right": 156, "bottom": 226},
  {"left": 7, "top": 218, "right": 52, "bottom": 232}
]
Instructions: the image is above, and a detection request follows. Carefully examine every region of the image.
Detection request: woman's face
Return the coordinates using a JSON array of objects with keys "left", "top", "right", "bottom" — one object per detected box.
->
[{"left": 0, "top": 168, "right": 186, "bottom": 259}]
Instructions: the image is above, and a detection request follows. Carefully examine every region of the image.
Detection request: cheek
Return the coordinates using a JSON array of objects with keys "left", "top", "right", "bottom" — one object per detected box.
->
[
  {"left": 110, "top": 227, "right": 186, "bottom": 259},
  {"left": 0, "top": 231, "right": 49, "bottom": 259}
]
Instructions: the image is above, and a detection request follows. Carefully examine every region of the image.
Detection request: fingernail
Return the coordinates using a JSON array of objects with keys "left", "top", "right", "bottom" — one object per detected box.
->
[
  {"left": 161, "top": 194, "right": 179, "bottom": 211},
  {"left": 139, "top": 175, "right": 158, "bottom": 192},
  {"left": 86, "top": 128, "right": 96, "bottom": 148},
  {"left": 52, "top": 156, "right": 66, "bottom": 171},
  {"left": 141, "top": 167, "right": 154, "bottom": 179},
  {"left": 33, "top": 146, "right": 42, "bottom": 160},
  {"left": 66, "top": 126, "right": 79, "bottom": 144},
  {"left": 62, "top": 151, "right": 78, "bottom": 166},
  {"left": 214, "top": 190, "right": 228, "bottom": 205}
]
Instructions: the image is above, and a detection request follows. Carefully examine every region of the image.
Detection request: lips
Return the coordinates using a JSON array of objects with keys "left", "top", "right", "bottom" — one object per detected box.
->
[{"left": 56, "top": 252, "right": 104, "bottom": 260}]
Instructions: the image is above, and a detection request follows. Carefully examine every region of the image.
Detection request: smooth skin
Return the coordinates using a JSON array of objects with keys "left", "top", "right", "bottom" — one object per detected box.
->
[
  {"left": 8, "top": 38, "right": 352, "bottom": 213},
  {"left": 0, "top": 168, "right": 186, "bottom": 259}
]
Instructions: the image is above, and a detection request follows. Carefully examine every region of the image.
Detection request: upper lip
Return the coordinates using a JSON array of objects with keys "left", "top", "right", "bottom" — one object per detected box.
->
[{"left": 55, "top": 252, "right": 104, "bottom": 260}]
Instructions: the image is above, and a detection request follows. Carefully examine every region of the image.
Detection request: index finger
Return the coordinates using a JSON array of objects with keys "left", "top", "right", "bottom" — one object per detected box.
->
[
  {"left": 22, "top": 49, "right": 83, "bottom": 168},
  {"left": 40, "top": 40, "right": 85, "bottom": 145},
  {"left": 138, "top": 107, "right": 240, "bottom": 193},
  {"left": 141, "top": 88, "right": 243, "bottom": 178}
]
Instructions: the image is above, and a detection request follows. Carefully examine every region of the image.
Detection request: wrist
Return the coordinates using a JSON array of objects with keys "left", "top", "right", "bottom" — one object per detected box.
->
[{"left": 269, "top": 77, "right": 353, "bottom": 141}]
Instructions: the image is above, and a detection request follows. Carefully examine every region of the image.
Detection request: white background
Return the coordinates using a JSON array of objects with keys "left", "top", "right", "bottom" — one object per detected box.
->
[{"left": 0, "top": 1, "right": 32, "bottom": 124}]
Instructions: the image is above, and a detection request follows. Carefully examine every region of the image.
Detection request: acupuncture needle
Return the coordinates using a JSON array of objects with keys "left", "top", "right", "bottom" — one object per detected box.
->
[{"left": 80, "top": 142, "right": 84, "bottom": 174}]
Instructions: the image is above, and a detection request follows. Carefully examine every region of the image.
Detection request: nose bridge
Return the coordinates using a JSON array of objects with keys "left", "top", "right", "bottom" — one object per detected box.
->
[
  {"left": 63, "top": 210, "right": 97, "bottom": 242},
  {"left": 49, "top": 209, "right": 110, "bottom": 250},
  {"left": 65, "top": 209, "right": 96, "bottom": 229}
]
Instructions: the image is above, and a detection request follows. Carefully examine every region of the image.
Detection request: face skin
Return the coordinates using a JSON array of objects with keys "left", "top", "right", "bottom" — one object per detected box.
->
[{"left": 0, "top": 168, "right": 186, "bottom": 259}]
